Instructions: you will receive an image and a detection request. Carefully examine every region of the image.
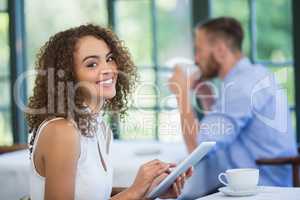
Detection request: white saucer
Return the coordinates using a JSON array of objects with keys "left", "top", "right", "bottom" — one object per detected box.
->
[{"left": 218, "top": 186, "right": 259, "bottom": 197}]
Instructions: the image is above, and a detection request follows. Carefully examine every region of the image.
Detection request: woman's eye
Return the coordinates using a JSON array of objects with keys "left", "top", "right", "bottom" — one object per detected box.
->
[
  {"left": 107, "top": 56, "right": 114, "bottom": 62},
  {"left": 87, "top": 63, "right": 97, "bottom": 68}
]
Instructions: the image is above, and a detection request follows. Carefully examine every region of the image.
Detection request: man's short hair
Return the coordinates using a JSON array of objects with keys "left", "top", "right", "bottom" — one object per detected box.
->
[{"left": 197, "top": 17, "right": 244, "bottom": 52}]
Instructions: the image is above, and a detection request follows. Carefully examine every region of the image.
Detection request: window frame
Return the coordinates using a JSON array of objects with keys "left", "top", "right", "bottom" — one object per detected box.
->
[
  {"left": 0, "top": 1, "right": 9, "bottom": 113},
  {"left": 8, "top": 0, "right": 28, "bottom": 144},
  {"left": 292, "top": 0, "right": 300, "bottom": 143}
]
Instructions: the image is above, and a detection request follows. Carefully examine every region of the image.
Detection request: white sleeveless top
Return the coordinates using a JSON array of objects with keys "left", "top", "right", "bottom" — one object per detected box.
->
[{"left": 29, "top": 116, "right": 113, "bottom": 200}]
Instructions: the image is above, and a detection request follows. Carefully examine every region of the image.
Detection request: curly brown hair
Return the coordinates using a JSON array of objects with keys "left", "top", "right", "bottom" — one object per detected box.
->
[{"left": 25, "top": 24, "right": 137, "bottom": 141}]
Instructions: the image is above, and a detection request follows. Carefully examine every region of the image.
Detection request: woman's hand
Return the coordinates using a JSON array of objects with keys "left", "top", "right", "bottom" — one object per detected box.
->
[
  {"left": 155, "top": 166, "right": 193, "bottom": 199},
  {"left": 113, "top": 161, "right": 193, "bottom": 200},
  {"left": 127, "top": 159, "right": 171, "bottom": 200}
]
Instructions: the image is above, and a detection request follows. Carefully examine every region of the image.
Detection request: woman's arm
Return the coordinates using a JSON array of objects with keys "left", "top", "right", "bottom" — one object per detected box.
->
[{"left": 37, "top": 119, "right": 80, "bottom": 200}]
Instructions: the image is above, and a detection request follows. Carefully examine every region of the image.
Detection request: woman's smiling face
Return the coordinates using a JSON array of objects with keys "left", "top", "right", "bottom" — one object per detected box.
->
[{"left": 74, "top": 36, "right": 118, "bottom": 104}]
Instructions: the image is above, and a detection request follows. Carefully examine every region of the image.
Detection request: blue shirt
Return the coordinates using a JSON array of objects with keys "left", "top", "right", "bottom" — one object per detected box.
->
[{"left": 180, "top": 57, "right": 297, "bottom": 199}]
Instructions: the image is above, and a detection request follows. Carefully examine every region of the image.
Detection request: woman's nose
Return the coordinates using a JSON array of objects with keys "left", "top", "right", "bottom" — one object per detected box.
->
[
  {"left": 100, "top": 61, "right": 113, "bottom": 71},
  {"left": 97, "top": 62, "right": 116, "bottom": 76},
  {"left": 101, "top": 61, "right": 111, "bottom": 69}
]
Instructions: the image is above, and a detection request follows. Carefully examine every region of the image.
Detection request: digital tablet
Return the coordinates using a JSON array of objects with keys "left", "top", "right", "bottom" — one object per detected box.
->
[{"left": 147, "top": 141, "right": 216, "bottom": 199}]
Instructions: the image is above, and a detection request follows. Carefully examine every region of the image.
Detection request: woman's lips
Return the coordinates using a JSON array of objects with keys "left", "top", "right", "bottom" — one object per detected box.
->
[
  {"left": 96, "top": 78, "right": 113, "bottom": 84},
  {"left": 96, "top": 78, "right": 115, "bottom": 87}
]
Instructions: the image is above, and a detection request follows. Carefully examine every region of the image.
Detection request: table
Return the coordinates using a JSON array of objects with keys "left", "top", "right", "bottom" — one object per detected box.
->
[
  {"left": 0, "top": 149, "right": 30, "bottom": 200},
  {"left": 111, "top": 141, "right": 187, "bottom": 187},
  {"left": 197, "top": 186, "right": 300, "bottom": 200},
  {"left": 0, "top": 141, "right": 187, "bottom": 200}
]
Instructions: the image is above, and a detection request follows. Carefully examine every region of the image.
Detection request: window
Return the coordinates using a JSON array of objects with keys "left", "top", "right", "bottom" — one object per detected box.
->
[
  {"left": 2, "top": 0, "right": 297, "bottom": 144},
  {"left": 25, "top": 0, "right": 108, "bottom": 97},
  {"left": 0, "top": 0, "right": 7, "bottom": 11},
  {"left": 211, "top": 0, "right": 296, "bottom": 131},
  {"left": 112, "top": 0, "right": 193, "bottom": 141},
  {"left": 0, "top": 0, "right": 13, "bottom": 145}
]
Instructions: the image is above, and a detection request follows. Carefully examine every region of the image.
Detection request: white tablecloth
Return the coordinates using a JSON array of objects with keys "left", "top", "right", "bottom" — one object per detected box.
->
[
  {"left": 111, "top": 141, "right": 187, "bottom": 187},
  {"left": 0, "top": 141, "right": 187, "bottom": 200},
  {"left": 197, "top": 186, "right": 300, "bottom": 200},
  {"left": 0, "top": 150, "right": 30, "bottom": 200}
]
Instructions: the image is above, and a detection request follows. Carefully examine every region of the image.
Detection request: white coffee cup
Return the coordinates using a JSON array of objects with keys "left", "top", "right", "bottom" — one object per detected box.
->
[
  {"left": 165, "top": 57, "right": 201, "bottom": 77},
  {"left": 218, "top": 168, "right": 259, "bottom": 191}
]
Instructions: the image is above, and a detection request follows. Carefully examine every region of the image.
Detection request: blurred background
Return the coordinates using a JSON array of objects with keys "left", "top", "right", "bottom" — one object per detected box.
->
[{"left": 0, "top": 0, "right": 298, "bottom": 145}]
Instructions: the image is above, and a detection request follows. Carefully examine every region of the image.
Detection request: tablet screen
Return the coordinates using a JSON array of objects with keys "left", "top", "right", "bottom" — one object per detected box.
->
[{"left": 147, "top": 142, "right": 216, "bottom": 199}]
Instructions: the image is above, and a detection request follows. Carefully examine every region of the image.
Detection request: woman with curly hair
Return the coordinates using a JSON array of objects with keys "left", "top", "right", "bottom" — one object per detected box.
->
[{"left": 25, "top": 24, "right": 192, "bottom": 200}]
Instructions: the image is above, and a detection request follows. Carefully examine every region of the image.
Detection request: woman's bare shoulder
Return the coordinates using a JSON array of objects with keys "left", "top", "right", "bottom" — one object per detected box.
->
[{"left": 37, "top": 118, "right": 80, "bottom": 158}]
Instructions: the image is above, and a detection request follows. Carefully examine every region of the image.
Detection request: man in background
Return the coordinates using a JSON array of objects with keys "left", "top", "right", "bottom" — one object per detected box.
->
[{"left": 168, "top": 17, "right": 297, "bottom": 198}]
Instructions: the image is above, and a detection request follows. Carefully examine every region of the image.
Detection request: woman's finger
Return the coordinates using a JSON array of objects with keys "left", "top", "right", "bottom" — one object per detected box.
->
[
  {"left": 180, "top": 174, "right": 186, "bottom": 188},
  {"left": 185, "top": 166, "right": 193, "bottom": 178},
  {"left": 172, "top": 182, "right": 180, "bottom": 197},
  {"left": 144, "top": 160, "right": 170, "bottom": 171},
  {"left": 143, "top": 160, "right": 169, "bottom": 173},
  {"left": 168, "top": 163, "right": 177, "bottom": 168},
  {"left": 175, "top": 176, "right": 182, "bottom": 195},
  {"left": 179, "top": 176, "right": 184, "bottom": 192},
  {"left": 144, "top": 159, "right": 164, "bottom": 168},
  {"left": 147, "top": 173, "right": 169, "bottom": 195},
  {"left": 153, "top": 173, "right": 168, "bottom": 186},
  {"left": 155, "top": 165, "right": 170, "bottom": 176},
  {"left": 144, "top": 164, "right": 170, "bottom": 183}
]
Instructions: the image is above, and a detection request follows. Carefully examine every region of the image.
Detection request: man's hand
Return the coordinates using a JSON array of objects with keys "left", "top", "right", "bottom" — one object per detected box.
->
[{"left": 168, "top": 66, "right": 190, "bottom": 97}]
